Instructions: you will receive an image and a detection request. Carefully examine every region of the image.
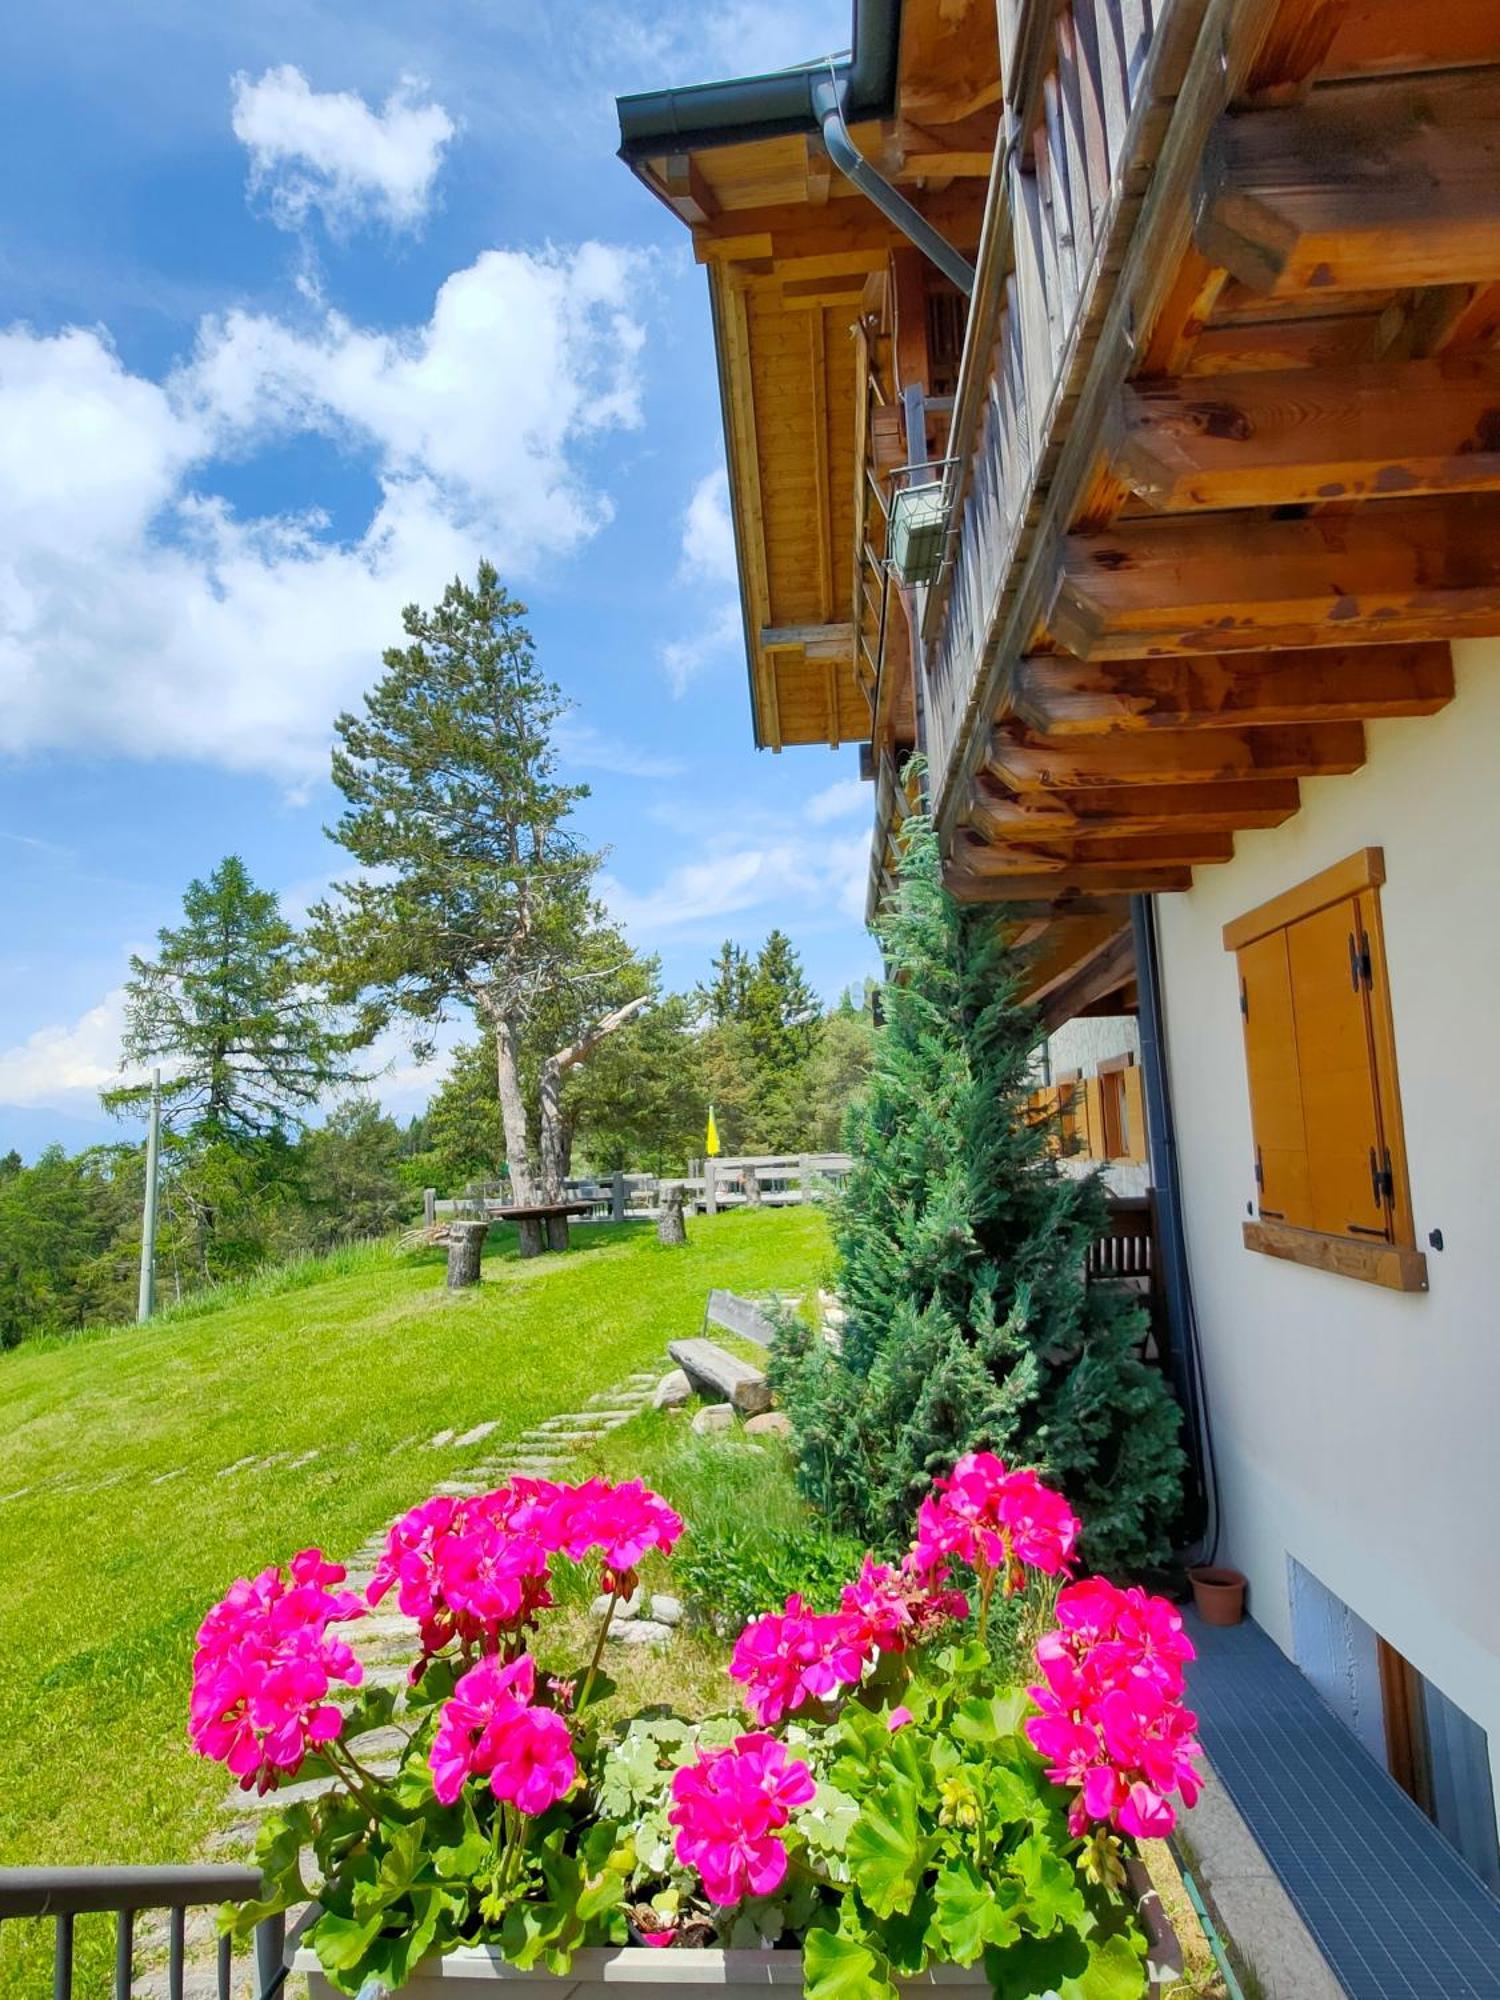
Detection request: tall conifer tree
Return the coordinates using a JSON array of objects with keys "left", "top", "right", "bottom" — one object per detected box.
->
[{"left": 772, "top": 815, "right": 1185, "bottom": 1576}]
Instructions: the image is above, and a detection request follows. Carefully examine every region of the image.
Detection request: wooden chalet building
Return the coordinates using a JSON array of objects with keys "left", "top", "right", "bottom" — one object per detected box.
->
[{"left": 620, "top": 0, "right": 1500, "bottom": 1902}]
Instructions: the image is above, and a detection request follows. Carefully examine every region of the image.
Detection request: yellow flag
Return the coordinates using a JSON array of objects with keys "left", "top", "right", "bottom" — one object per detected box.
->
[{"left": 705, "top": 1105, "right": 721, "bottom": 1158}]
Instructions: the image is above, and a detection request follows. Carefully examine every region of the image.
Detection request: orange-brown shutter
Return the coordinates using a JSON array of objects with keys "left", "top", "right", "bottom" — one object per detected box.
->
[
  {"left": 1284, "top": 896, "right": 1390, "bottom": 1240},
  {"left": 1237, "top": 929, "right": 1314, "bottom": 1227},
  {"left": 1123, "top": 1065, "right": 1148, "bottom": 1164},
  {"left": 1083, "top": 1077, "right": 1106, "bottom": 1160}
]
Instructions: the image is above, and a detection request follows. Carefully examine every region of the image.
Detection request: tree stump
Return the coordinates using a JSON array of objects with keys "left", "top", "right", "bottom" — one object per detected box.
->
[
  {"left": 658, "top": 1185, "right": 688, "bottom": 1246},
  {"left": 446, "top": 1219, "right": 489, "bottom": 1288},
  {"left": 742, "top": 1166, "right": 763, "bottom": 1209}
]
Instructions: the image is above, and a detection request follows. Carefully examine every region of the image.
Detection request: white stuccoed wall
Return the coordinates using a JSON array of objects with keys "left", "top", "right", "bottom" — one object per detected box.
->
[{"left": 1155, "top": 636, "right": 1500, "bottom": 1799}]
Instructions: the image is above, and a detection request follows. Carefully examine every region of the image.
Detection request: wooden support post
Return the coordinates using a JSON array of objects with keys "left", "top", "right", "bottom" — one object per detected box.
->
[
  {"left": 423, "top": 1187, "right": 437, "bottom": 1230},
  {"left": 610, "top": 1171, "right": 626, "bottom": 1223},
  {"left": 515, "top": 1216, "right": 546, "bottom": 1260},
  {"left": 446, "top": 1219, "right": 488, "bottom": 1289},
  {"left": 658, "top": 1185, "right": 688, "bottom": 1247},
  {"left": 705, "top": 1159, "right": 719, "bottom": 1216},
  {"left": 798, "top": 1154, "right": 812, "bottom": 1202}
]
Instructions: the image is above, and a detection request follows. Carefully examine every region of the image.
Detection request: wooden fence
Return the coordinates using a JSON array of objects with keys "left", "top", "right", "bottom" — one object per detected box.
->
[{"left": 428, "top": 1154, "right": 854, "bottom": 1228}]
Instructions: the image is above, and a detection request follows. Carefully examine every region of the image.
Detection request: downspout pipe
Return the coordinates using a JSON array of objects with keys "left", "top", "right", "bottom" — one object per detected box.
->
[
  {"left": 811, "top": 71, "right": 976, "bottom": 296},
  {"left": 1130, "top": 892, "right": 1219, "bottom": 1563}
]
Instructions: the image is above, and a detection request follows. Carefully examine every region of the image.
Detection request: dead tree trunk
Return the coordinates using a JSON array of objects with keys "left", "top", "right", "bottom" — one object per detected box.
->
[
  {"left": 536, "top": 995, "right": 650, "bottom": 1249},
  {"left": 657, "top": 1184, "right": 687, "bottom": 1246},
  {"left": 446, "top": 1219, "right": 488, "bottom": 1289}
]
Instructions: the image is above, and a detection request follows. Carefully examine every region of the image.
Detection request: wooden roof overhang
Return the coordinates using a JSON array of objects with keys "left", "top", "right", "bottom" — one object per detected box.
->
[
  {"left": 914, "top": 0, "right": 1500, "bottom": 1000},
  {"left": 618, "top": 0, "right": 998, "bottom": 751}
]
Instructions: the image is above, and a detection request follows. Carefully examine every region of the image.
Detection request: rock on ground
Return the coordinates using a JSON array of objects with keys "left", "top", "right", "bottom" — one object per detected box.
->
[
  {"left": 591, "top": 1588, "right": 643, "bottom": 1620},
  {"left": 650, "top": 1593, "right": 683, "bottom": 1626},
  {"left": 744, "top": 1411, "right": 793, "bottom": 1439},
  {"left": 653, "top": 1368, "right": 692, "bottom": 1410},
  {"left": 608, "top": 1618, "right": 675, "bottom": 1645},
  {"left": 691, "top": 1402, "right": 735, "bottom": 1435}
]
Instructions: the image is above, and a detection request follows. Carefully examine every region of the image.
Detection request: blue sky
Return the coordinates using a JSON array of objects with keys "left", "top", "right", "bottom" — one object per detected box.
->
[{"left": 0, "top": 0, "right": 879, "bottom": 1157}]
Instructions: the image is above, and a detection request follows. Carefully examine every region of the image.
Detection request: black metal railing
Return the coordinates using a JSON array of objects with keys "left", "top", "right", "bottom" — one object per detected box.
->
[{"left": 0, "top": 1865, "right": 285, "bottom": 2000}]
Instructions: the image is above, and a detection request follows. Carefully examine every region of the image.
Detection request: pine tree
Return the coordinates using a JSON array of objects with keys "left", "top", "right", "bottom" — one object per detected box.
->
[
  {"left": 106, "top": 856, "right": 358, "bottom": 1139},
  {"left": 771, "top": 815, "right": 1185, "bottom": 1577},
  {"left": 309, "top": 563, "right": 603, "bottom": 1202}
]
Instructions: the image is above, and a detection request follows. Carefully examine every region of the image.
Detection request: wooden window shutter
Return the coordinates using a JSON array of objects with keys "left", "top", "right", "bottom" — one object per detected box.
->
[
  {"left": 1123, "top": 1065, "right": 1148, "bottom": 1164},
  {"left": 1236, "top": 929, "right": 1314, "bottom": 1228},
  {"left": 1083, "top": 1077, "right": 1106, "bottom": 1160},
  {"left": 1284, "top": 896, "right": 1390, "bottom": 1241}
]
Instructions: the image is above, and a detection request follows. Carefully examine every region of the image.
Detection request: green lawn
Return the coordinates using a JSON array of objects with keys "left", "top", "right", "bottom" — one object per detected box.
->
[{"left": 0, "top": 1209, "right": 830, "bottom": 1984}]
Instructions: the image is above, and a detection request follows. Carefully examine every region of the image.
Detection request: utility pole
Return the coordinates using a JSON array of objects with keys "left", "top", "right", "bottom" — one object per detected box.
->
[{"left": 137, "top": 1067, "right": 162, "bottom": 1323}]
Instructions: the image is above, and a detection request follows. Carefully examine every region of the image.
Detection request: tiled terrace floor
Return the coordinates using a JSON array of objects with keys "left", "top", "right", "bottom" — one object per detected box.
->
[{"left": 1185, "top": 1611, "right": 1500, "bottom": 1999}]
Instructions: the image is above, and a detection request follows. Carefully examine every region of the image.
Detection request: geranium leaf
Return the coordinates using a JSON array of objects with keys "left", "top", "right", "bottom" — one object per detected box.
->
[
  {"left": 844, "top": 1774, "right": 935, "bottom": 1919},
  {"left": 932, "top": 1858, "right": 1021, "bottom": 1963},
  {"left": 803, "top": 1926, "right": 898, "bottom": 2000},
  {"left": 312, "top": 1910, "right": 386, "bottom": 1977}
]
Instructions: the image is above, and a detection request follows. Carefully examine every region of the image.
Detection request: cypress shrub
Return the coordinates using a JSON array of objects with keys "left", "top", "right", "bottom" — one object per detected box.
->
[{"left": 771, "top": 813, "right": 1185, "bottom": 1577}]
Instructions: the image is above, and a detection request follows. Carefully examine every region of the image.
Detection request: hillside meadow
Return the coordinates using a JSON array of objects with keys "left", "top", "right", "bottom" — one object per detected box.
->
[{"left": 0, "top": 1209, "right": 831, "bottom": 1991}]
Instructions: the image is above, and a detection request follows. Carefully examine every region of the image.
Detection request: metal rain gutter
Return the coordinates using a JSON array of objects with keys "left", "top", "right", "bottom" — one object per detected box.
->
[
  {"left": 616, "top": 0, "right": 901, "bottom": 159},
  {"left": 811, "top": 70, "right": 975, "bottom": 295}
]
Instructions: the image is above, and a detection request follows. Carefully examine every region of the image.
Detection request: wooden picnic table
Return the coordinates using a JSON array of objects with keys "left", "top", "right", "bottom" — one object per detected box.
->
[{"left": 488, "top": 1200, "right": 595, "bottom": 1258}]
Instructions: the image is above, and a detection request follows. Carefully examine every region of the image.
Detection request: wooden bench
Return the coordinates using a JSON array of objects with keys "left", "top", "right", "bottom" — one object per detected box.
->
[
  {"left": 704, "top": 1288, "right": 777, "bottom": 1350},
  {"left": 667, "top": 1337, "right": 773, "bottom": 1415}
]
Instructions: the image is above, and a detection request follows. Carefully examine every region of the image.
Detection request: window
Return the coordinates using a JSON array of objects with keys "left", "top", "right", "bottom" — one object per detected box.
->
[
  {"left": 1097, "top": 1054, "right": 1148, "bottom": 1165},
  {"left": 1223, "top": 848, "right": 1426, "bottom": 1291}
]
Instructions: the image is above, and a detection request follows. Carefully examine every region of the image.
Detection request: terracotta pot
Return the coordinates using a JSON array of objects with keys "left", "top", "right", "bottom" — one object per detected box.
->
[{"left": 1189, "top": 1565, "right": 1247, "bottom": 1626}]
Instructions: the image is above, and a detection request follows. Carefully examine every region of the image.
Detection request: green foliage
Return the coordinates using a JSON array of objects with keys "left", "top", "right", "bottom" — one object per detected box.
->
[
  {"left": 771, "top": 813, "right": 1185, "bottom": 1577},
  {"left": 673, "top": 1517, "right": 868, "bottom": 1633},
  {"left": 105, "top": 855, "right": 359, "bottom": 1140},
  {"left": 297, "top": 1097, "right": 409, "bottom": 1251},
  {"left": 0, "top": 1144, "right": 143, "bottom": 1347}
]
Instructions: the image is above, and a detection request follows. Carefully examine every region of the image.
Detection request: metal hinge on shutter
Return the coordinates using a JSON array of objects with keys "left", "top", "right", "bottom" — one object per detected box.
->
[
  {"left": 1254, "top": 1146, "right": 1264, "bottom": 1188},
  {"left": 1239, "top": 980, "right": 1249, "bottom": 1018},
  {"left": 1348, "top": 929, "right": 1374, "bottom": 990},
  {"left": 1369, "top": 1145, "right": 1395, "bottom": 1208}
]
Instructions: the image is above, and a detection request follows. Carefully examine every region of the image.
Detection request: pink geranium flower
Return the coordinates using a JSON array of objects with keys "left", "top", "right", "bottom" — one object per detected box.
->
[
  {"left": 1026, "top": 1576, "right": 1202, "bottom": 1842},
  {"left": 669, "top": 1733, "right": 816, "bottom": 1906},
  {"left": 189, "top": 1548, "right": 365, "bottom": 1793},
  {"left": 914, "top": 1453, "right": 1080, "bottom": 1591},
  {"left": 430, "top": 1652, "right": 576, "bottom": 1814},
  {"left": 730, "top": 1595, "right": 870, "bottom": 1725}
]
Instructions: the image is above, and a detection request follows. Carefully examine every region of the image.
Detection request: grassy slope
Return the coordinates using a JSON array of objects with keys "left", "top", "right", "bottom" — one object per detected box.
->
[{"left": 0, "top": 1211, "right": 830, "bottom": 1885}]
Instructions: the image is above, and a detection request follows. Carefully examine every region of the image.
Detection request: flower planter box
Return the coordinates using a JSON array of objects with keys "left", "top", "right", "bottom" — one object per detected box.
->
[
  {"left": 292, "top": 1866, "right": 1183, "bottom": 1998},
  {"left": 294, "top": 1945, "right": 1004, "bottom": 1998}
]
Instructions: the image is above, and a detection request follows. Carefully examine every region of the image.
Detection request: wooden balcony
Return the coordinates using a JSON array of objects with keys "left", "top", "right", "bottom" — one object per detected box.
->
[{"left": 906, "top": 0, "right": 1500, "bottom": 917}]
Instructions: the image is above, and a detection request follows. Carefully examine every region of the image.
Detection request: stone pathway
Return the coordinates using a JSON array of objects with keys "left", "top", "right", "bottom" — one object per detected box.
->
[{"left": 128, "top": 1371, "right": 661, "bottom": 1997}]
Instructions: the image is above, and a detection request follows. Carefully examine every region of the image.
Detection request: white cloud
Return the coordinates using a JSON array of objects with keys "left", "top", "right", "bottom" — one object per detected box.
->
[
  {"left": 678, "top": 467, "right": 736, "bottom": 584},
  {"left": 232, "top": 66, "right": 455, "bottom": 234},
  {"left": 662, "top": 602, "right": 742, "bottom": 698},
  {"left": 555, "top": 721, "right": 683, "bottom": 781},
  {"left": 661, "top": 467, "right": 742, "bottom": 694},
  {"left": 0, "top": 244, "right": 645, "bottom": 781},
  {"left": 602, "top": 828, "right": 868, "bottom": 939},
  {"left": 806, "top": 777, "right": 868, "bottom": 825},
  {"left": 0, "top": 988, "right": 131, "bottom": 1107}
]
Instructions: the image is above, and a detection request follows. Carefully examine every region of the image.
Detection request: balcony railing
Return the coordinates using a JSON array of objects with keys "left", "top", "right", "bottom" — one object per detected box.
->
[
  {"left": 0, "top": 1865, "right": 284, "bottom": 2000},
  {"left": 919, "top": 0, "right": 1205, "bottom": 812}
]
